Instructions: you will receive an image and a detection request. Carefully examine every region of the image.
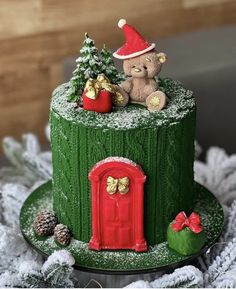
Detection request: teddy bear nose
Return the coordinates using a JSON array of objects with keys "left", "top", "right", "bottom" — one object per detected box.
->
[{"left": 134, "top": 68, "right": 142, "bottom": 72}]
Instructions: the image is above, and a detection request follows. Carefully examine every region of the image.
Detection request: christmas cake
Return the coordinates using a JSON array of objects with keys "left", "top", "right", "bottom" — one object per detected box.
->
[
  {"left": 19, "top": 18, "right": 225, "bottom": 272},
  {"left": 50, "top": 19, "right": 197, "bottom": 252}
]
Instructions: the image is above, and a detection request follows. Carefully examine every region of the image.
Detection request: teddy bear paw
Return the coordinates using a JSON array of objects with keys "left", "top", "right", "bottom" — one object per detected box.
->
[
  {"left": 112, "top": 85, "right": 129, "bottom": 107},
  {"left": 146, "top": 91, "right": 167, "bottom": 112}
]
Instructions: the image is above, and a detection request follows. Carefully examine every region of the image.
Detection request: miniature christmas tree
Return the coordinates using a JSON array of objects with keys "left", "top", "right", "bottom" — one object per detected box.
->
[
  {"left": 67, "top": 33, "right": 102, "bottom": 102},
  {"left": 100, "top": 45, "right": 125, "bottom": 84}
]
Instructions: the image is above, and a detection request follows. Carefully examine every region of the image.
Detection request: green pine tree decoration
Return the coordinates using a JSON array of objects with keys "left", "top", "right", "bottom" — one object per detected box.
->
[
  {"left": 67, "top": 33, "right": 102, "bottom": 103},
  {"left": 100, "top": 45, "right": 125, "bottom": 84}
]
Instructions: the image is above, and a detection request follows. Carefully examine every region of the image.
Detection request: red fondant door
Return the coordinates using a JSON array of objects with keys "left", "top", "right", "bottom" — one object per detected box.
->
[
  {"left": 101, "top": 169, "right": 134, "bottom": 249},
  {"left": 89, "top": 157, "right": 147, "bottom": 252}
]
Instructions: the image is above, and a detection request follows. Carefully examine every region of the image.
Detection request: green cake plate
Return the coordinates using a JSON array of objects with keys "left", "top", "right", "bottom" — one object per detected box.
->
[{"left": 20, "top": 181, "right": 224, "bottom": 274}]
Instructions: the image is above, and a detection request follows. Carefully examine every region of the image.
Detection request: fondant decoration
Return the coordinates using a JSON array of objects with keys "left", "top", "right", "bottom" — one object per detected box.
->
[
  {"left": 51, "top": 78, "right": 196, "bottom": 245},
  {"left": 68, "top": 33, "right": 102, "bottom": 103},
  {"left": 33, "top": 210, "right": 57, "bottom": 236},
  {"left": 83, "top": 89, "right": 112, "bottom": 113},
  {"left": 146, "top": 91, "right": 167, "bottom": 112},
  {"left": 84, "top": 74, "right": 114, "bottom": 100},
  {"left": 106, "top": 176, "right": 129, "bottom": 194},
  {"left": 54, "top": 224, "right": 71, "bottom": 246},
  {"left": 68, "top": 34, "right": 125, "bottom": 103},
  {"left": 172, "top": 211, "right": 203, "bottom": 233},
  {"left": 157, "top": 52, "right": 167, "bottom": 64},
  {"left": 20, "top": 180, "right": 225, "bottom": 272},
  {"left": 167, "top": 211, "right": 206, "bottom": 256},
  {"left": 83, "top": 74, "right": 113, "bottom": 113},
  {"left": 113, "top": 19, "right": 167, "bottom": 111},
  {"left": 82, "top": 74, "right": 129, "bottom": 112},
  {"left": 112, "top": 85, "right": 129, "bottom": 107},
  {"left": 100, "top": 45, "right": 125, "bottom": 84},
  {"left": 89, "top": 157, "right": 147, "bottom": 252},
  {"left": 113, "top": 19, "right": 155, "bottom": 59}
]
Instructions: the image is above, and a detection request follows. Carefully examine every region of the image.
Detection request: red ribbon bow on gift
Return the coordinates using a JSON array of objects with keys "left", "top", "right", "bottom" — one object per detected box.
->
[{"left": 171, "top": 211, "right": 203, "bottom": 234}]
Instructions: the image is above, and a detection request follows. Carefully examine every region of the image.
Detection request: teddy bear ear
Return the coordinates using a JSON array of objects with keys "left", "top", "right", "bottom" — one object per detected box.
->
[{"left": 157, "top": 52, "right": 167, "bottom": 64}]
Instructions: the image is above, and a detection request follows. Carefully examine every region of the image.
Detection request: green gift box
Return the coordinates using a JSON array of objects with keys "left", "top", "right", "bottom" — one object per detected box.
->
[{"left": 167, "top": 212, "right": 206, "bottom": 256}]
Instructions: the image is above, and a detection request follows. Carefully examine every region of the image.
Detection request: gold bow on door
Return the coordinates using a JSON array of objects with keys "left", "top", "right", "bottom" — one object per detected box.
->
[{"left": 107, "top": 176, "right": 129, "bottom": 195}]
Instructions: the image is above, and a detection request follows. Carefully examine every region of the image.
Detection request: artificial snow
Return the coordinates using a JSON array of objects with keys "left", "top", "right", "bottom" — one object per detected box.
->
[{"left": 51, "top": 78, "right": 196, "bottom": 130}]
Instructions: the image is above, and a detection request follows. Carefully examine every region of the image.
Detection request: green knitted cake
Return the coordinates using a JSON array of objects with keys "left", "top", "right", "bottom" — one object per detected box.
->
[{"left": 50, "top": 77, "right": 196, "bottom": 246}]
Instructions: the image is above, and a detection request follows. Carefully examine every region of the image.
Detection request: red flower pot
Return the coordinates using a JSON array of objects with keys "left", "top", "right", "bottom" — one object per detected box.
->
[{"left": 83, "top": 89, "right": 113, "bottom": 113}]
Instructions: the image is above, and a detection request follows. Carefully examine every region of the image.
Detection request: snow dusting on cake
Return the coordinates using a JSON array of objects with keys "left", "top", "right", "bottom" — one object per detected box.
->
[
  {"left": 91, "top": 156, "right": 141, "bottom": 172},
  {"left": 50, "top": 78, "right": 195, "bottom": 130}
]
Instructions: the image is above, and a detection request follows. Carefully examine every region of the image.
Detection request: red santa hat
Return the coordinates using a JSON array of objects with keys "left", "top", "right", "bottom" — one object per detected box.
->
[{"left": 113, "top": 19, "right": 155, "bottom": 59}]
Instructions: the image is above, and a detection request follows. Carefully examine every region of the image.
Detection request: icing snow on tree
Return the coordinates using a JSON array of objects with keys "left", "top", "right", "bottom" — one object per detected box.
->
[
  {"left": 100, "top": 45, "right": 125, "bottom": 84},
  {"left": 67, "top": 33, "right": 102, "bottom": 102},
  {"left": 68, "top": 35, "right": 125, "bottom": 103}
]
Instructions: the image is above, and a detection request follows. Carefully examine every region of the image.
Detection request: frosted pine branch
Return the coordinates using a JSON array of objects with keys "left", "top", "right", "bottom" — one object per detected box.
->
[
  {"left": 151, "top": 266, "right": 203, "bottom": 288},
  {"left": 2, "top": 134, "right": 52, "bottom": 187},
  {"left": 125, "top": 280, "right": 151, "bottom": 288},
  {"left": 194, "top": 161, "right": 210, "bottom": 186},
  {"left": 18, "top": 251, "right": 76, "bottom": 288},
  {"left": 0, "top": 272, "right": 21, "bottom": 288},
  {"left": 22, "top": 134, "right": 41, "bottom": 156},
  {"left": 0, "top": 224, "right": 43, "bottom": 287},
  {"left": 1, "top": 183, "right": 29, "bottom": 227},
  {"left": 39, "top": 151, "right": 52, "bottom": 164},
  {"left": 204, "top": 237, "right": 236, "bottom": 286},
  {"left": 195, "top": 140, "right": 202, "bottom": 159},
  {"left": 18, "top": 261, "right": 46, "bottom": 288},
  {"left": 197, "top": 199, "right": 236, "bottom": 271},
  {"left": 211, "top": 269, "right": 236, "bottom": 288},
  {"left": 125, "top": 266, "right": 203, "bottom": 288},
  {"left": 2, "top": 137, "right": 25, "bottom": 171},
  {"left": 0, "top": 224, "right": 28, "bottom": 257},
  {"left": 223, "top": 200, "right": 236, "bottom": 242},
  {"left": 23, "top": 152, "right": 52, "bottom": 180},
  {"left": 194, "top": 147, "right": 236, "bottom": 204},
  {"left": 41, "top": 250, "right": 75, "bottom": 288}
]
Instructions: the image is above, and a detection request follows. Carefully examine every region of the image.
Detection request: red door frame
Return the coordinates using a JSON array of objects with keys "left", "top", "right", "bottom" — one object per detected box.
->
[{"left": 89, "top": 157, "right": 147, "bottom": 252}]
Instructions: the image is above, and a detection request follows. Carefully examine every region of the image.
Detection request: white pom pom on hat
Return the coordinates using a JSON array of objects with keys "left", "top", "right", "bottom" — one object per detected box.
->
[{"left": 118, "top": 19, "right": 127, "bottom": 28}]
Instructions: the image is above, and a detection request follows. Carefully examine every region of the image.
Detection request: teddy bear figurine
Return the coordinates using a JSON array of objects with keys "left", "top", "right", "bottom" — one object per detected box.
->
[{"left": 113, "top": 19, "right": 167, "bottom": 112}]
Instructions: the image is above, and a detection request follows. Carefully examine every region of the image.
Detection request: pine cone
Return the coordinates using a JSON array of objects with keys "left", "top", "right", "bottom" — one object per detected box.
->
[
  {"left": 54, "top": 224, "right": 71, "bottom": 246},
  {"left": 33, "top": 210, "right": 58, "bottom": 236}
]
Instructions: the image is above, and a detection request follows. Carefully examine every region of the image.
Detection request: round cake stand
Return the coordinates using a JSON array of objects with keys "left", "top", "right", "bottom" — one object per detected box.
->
[{"left": 20, "top": 181, "right": 224, "bottom": 275}]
